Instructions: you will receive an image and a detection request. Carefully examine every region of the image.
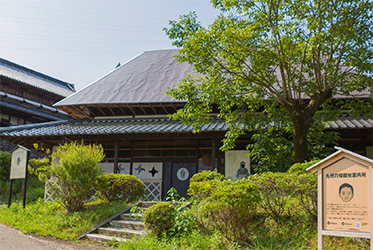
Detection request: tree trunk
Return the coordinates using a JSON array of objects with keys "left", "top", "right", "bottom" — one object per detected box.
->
[{"left": 292, "top": 114, "right": 312, "bottom": 163}]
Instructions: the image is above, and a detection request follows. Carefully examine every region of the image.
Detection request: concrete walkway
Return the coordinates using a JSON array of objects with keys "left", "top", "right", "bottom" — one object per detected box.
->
[{"left": 0, "top": 223, "right": 114, "bottom": 250}]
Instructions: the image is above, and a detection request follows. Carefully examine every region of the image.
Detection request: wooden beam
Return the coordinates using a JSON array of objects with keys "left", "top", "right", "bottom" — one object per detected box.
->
[
  {"left": 107, "top": 105, "right": 116, "bottom": 116},
  {"left": 95, "top": 105, "right": 106, "bottom": 116},
  {"left": 126, "top": 105, "right": 136, "bottom": 116},
  {"left": 148, "top": 104, "right": 158, "bottom": 114},
  {"left": 137, "top": 105, "right": 147, "bottom": 115},
  {"left": 117, "top": 105, "right": 127, "bottom": 116},
  {"left": 160, "top": 103, "right": 168, "bottom": 114}
]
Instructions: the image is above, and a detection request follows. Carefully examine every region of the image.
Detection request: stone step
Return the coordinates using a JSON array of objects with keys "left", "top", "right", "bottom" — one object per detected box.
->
[
  {"left": 98, "top": 227, "right": 146, "bottom": 238},
  {"left": 110, "top": 220, "right": 144, "bottom": 230},
  {"left": 140, "top": 201, "right": 164, "bottom": 208},
  {"left": 85, "top": 233, "right": 127, "bottom": 243},
  {"left": 120, "top": 213, "right": 143, "bottom": 221}
]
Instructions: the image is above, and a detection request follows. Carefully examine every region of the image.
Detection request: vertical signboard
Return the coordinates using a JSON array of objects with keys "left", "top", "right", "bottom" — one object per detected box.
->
[
  {"left": 225, "top": 150, "right": 250, "bottom": 180},
  {"left": 323, "top": 158, "right": 369, "bottom": 232},
  {"left": 8, "top": 145, "right": 30, "bottom": 208},
  {"left": 10, "top": 147, "right": 29, "bottom": 179}
]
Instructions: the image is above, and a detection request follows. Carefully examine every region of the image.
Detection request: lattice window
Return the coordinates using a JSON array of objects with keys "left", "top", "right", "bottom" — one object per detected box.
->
[
  {"left": 44, "top": 181, "right": 56, "bottom": 202},
  {"left": 143, "top": 180, "right": 162, "bottom": 201}
]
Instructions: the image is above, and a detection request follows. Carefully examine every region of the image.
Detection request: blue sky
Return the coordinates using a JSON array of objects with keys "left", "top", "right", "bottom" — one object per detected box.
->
[{"left": 0, "top": 0, "right": 219, "bottom": 91}]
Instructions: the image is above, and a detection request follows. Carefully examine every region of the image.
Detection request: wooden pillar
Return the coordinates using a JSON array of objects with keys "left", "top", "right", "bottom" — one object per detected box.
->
[
  {"left": 130, "top": 144, "right": 133, "bottom": 175},
  {"left": 113, "top": 139, "right": 119, "bottom": 173},
  {"left": 216, "top": 139, "right": 222, "bottom": 173},
  {"left": 369, "top": 167, "right": 373, "bottom": 250},
  {"left": 317, "top": 170, "right": 324, "bottom": 250},
  {"left": 212, "top": 137, "right": 216, "bottom": 170}
]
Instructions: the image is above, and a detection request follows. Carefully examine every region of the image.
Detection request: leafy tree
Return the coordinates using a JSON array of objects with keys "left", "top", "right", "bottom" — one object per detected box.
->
[
  {"left": 164, "top": 0, "right": 373, "bottom": 164},
  {"left": 0, "top": 151, "right": 11, "bottom": 182},
  {"left": 49, "top": 142, "right": 104, "bottom": 212}
]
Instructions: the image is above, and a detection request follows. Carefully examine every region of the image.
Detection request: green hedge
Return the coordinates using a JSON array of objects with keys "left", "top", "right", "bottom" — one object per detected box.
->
[{"left": 95, "top": 173, "right": 144, "bottom": 202}]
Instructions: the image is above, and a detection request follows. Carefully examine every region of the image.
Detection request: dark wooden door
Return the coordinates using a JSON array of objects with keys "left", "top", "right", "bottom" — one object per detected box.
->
[{"left": 169, "top": 162, "right": 197, "bottom": 198}]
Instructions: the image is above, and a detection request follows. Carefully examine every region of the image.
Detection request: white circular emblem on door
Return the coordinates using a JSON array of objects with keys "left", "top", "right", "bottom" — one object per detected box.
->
[{"left": 177, "top": 168, "right": 189, "bottom": 181}]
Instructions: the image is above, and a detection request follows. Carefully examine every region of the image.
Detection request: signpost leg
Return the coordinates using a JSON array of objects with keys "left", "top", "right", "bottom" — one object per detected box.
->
[
  {"left": 22, "top": 177, "right": 27, "bottom": 208},
  {"left": 7, "top": 179, "right": 12, "bottom": 208},
  {"left": 318, "top": 234, "right": 324, "bottom": 250}
]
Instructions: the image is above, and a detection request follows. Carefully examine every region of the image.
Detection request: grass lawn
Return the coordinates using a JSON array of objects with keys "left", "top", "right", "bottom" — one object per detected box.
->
[{"left": 0, "top": 198, "right": 128, "bottom": 240}]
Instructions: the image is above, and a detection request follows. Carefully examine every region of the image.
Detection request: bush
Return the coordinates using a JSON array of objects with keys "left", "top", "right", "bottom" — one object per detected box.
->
[
  {"left": 200, "top": 179, "right": 261, "bottom": 242},
  {"left": 0, "top": 151, "right": 11, "bottom": 182},
  {"left": 143, "top": 203, "right": 176, "bottom": 237},
  {"left": 28, "top": 157, "right": 51, "bottom": 181},
  {"left": 95, "top": 174, "right": 144, "bottom": 202},
  {"left": 49, "top": 142, "right": 104, "bottom": 212},
  {"left": 251, "top": 172, "right": 296, "bottom": 224},
  {"left": 287, "top": 160, "right": 319, "bottom": 174},
  {"left": 188, "top": 169, "right": 225, "bottom": 199}
]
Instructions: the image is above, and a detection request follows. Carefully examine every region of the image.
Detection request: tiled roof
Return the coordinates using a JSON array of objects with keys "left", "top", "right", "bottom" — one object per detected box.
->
[
  {"left": 0, "top": 58, "right": 75, "bottom": 97},
  {"left": 0, "top": 99, "right": 69, "bottom": 121},
  {"left": 0, "top": 115, "right": 371, "bottom": 138}
]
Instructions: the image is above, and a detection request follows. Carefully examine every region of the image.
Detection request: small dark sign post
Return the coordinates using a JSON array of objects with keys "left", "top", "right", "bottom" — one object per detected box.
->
[{"left": 8, "top": 145, "right": 30, "bottom": 208}]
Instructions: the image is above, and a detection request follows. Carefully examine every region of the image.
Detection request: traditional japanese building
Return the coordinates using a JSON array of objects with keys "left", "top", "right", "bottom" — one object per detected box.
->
[
  {"left": 0, "top": 49, "right": 371, "bottom": 199},
  {"left": 0, "top": 57, "right": 75, "bottom": 152}
]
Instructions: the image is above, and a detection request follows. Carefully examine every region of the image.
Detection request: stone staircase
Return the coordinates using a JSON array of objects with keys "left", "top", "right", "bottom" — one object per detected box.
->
[{"left": 80, "top": 201, "right": 159, "bottom": 243}]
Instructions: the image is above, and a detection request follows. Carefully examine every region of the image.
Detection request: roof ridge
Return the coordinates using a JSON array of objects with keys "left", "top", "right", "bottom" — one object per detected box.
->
[
  {"left": 0, "top": 119, "right": 69, "bottom": 132},
  {"left": 0, "top": 58, "right": 75, "bottom": 91}
]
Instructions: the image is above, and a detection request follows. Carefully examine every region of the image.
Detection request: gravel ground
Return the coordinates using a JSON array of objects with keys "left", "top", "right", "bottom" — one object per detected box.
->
[{"left": 0, "top": 223, "right": 117, "bottom": 250}]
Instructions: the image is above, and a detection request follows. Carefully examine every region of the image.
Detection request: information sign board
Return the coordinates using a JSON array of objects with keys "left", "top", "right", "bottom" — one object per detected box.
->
[
  {"left": 323, "top": 158, "right": 369, "bottom": 232},
  {"left": 10, "top": 147, "right": 28, "bottom": 179},
  {"left": 307, "top": 147, "right": 373, "bottom": 250}
]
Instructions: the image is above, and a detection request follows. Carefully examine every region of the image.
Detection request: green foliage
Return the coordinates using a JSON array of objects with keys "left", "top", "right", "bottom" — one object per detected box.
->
[
  {"left": 248, "top": 128, "right": 294, "bottom": 173},
  {"left": 251, "top": 172, "right": 297, "bottom": 224},
  {"left": 28, "top": 157, "right": 51, "bottom": 181},
  {"left": 0, "top": 151, "right": 11, "bottom": 182},
  {"left": 95, "top": 173, "right": 144, "bottom": 202},
  {"left": 0, "top": 199, "right": 127, "bottom": 240},
  {"left": 164, "top": 0, "right": 373, "bottom": 164},
  {"left": 49, "top": 142, "right": 104, "bottom": 212},
  {"left": 143, "top": 202, "right": 176, "bottom": 237},
  {"left": 201, "top": 179, "right": 261, "bottom": 242},
  {"left": 287, "top": 160, "right": 319, "bottom": 174},
  {"left": 119, "top": 230, "right": 239, "bottom": 250},
  {"left": 164, "top": 188, "right": 197, "bottom": 237},
  {"left": 188, "top": 170, "right": 225, "bottom": 199}
]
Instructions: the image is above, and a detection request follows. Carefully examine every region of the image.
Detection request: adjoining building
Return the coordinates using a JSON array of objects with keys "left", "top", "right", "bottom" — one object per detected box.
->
[
  {"left": 0, "top": 57, "right": 75, "bottom": 152},
  {"left": 0, "top": 49, "right": 371, "bottom": 199}
]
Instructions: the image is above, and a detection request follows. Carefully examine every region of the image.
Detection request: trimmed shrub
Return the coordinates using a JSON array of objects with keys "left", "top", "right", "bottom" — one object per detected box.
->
[
  {"left": 95, "top": 173, "right": 144, "bottom": 202},
  {"left": 251, "top": 172, "right": 296, "bottom": 224},
  {"left": 143, "top": 203, "right": 176, "bottom": 237},
  {"left": 287, "top": 160, "right": 319, "bottom": 174},
  {"left": 188, "top": 169, "right": 225, "bottom": 199},
  {"left": 200, "top": 179, "right": 261, "bottom": 242},
  {"left": 0, "top": 151, "right": 11, "bottom": 182},
  {"left": 49, "top": 142, "right": 104, "bottom": 212}
]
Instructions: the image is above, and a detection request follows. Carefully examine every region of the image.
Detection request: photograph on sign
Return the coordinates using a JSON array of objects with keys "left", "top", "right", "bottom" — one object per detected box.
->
[
  {"left": 323, "top": 158, "right": 370, "bottom": 232},
  {"left": 9, "top": 148, "right": 28, "bottom": 179},
  {"left": 225, "top": 150, "right": 250, "bottom": 180}
]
